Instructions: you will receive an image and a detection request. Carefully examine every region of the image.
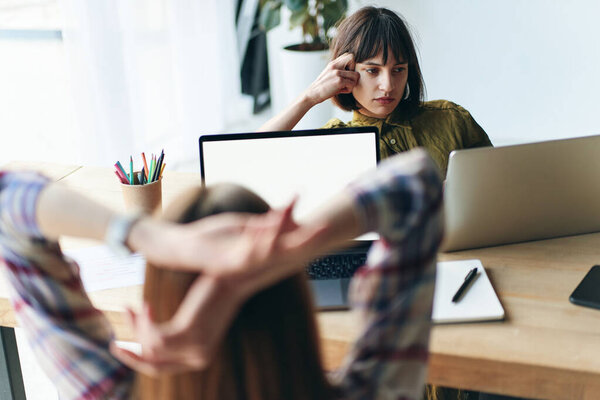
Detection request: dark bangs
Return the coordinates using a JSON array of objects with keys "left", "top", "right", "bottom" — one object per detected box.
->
[{"left": 352, "top": 13, "right": 409, "bottom": 65}]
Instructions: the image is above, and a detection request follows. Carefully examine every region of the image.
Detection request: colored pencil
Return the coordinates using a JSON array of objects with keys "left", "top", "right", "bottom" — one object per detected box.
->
[
  {"left": 115, "top": 161, "right": 127, "bottom": 178},
  {"left": 114, "top": 166, "right": 127, "bottom": 183},
  {"left": 156, "top": 149, "right": 164, "bottom": 181},
  {"left": 129, "top": 156, "right": 134, "bottom": 185},
  {"left": 149, "top": 157, "right": 155, "bottom": 182},
  {"left": 159, "top": 163, "right": 165, "bottom": 179},
  {"left": 155, "top": 152, "right": 161, "bottom": 180},
  {"left": 114, "top": 170, "right": 128, "bottom": 184},
  {"left": 141, "top": 152, "right": 149, "bottom": 180},
  {"left": 158, "top": 150, "right": 165, "bottom": 179},
  {"left": 151, "top": 155, "right": 158, "bottom": 182},
  {"left": 115, "top": 162, "right": 130, "bottom": 184},
  {"left": 153, "top": 151, "right": 162, "bottom": 182}
]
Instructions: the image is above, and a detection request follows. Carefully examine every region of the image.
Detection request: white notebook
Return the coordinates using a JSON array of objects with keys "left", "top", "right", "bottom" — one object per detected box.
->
[{"left": 432, "top": 259, "right": 504, "bottom": 323}]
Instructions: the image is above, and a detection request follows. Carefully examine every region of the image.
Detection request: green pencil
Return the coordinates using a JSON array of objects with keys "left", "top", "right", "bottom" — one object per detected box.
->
[
  {"left": 129, "top": 156, "right": 134, "bottom": 185},
  {"left": 149, "top": 157, "right": 155, "bottom": 182}
]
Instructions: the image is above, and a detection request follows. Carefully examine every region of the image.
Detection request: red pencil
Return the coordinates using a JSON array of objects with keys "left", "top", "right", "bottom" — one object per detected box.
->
[
  {"left": 114, "top": 162, "right": 129, "bottom": 183},
  {"left": 114, "top": 170, "right": 128, "bottom": 184}
]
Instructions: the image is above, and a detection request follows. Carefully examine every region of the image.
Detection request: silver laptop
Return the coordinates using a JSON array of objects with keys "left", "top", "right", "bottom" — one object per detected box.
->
[
  {"left": 443, "top": 134, "right": 600, "bottom": 252},
  {"left": 199, "top": 127, "right": 380, "bottom": 308}
]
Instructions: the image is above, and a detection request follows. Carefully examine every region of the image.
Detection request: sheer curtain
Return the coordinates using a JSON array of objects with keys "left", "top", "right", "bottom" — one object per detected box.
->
[{"left": 59, "top": 0, "right": 244, "bottom": 168}]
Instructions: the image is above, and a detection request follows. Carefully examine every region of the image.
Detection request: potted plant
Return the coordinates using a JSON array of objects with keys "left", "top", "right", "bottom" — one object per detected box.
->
[
  {"left": 259, "top": 0, "right": 348, "bottom": 51},
  {"left": 259, "top": 0, "right": 348, "bottom": 128}
]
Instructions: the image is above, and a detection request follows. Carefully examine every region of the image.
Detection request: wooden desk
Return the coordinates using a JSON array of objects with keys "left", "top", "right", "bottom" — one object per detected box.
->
[{"left": 2, "top": 162, "right": 600, "bottom": 400}]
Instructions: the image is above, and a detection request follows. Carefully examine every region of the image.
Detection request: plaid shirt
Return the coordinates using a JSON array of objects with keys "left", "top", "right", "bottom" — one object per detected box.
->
[{"left": 0, "top": 149, "right": 442, "bottom": 400}]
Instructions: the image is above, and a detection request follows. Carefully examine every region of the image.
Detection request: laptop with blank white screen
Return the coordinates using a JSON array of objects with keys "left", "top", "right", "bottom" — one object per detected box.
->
[
  {"left": 199, "top": 127, "right": 380, "bottom": 309},
  {"left": 442, "top": 134, "right": 600, "bottom": 252}
]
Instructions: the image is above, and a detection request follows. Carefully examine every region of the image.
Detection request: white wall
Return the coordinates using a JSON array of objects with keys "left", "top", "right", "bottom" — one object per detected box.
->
[
  {"left": 361, "top": 0, "right": 600, "bottom": 146},
  {"left": 0, "top": 37, "right": 79, "bottom": 165}
]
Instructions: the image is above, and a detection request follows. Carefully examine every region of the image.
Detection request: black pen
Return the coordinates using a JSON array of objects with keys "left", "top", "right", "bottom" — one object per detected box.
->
[{"left": 452, "top": 267, "right": 478, "bottom": 303}]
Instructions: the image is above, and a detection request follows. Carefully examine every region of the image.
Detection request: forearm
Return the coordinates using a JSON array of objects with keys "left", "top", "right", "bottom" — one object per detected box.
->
[
  {"left": 36, "top": 182, "right": 118, "bottom": 242},
  {"left": 294, "top": 192, "right": 363, "bottom": 259},
  {"left": 288, "top": 151, "right": 442, "bottom": 261},
  {"left": 257, "top": 93, "right": 316, "bottom": 132},
  {"left": 37, "top": 182, "right": 176, "bottom": 254}
]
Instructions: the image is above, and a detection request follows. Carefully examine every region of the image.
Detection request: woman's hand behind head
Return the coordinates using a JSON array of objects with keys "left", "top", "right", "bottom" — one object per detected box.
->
[
  {"left": 113, "top": 200, "right": 331, "bottom": 375},
  {"left": 110, "top": 273, "right": 242, "bottom": 376}
]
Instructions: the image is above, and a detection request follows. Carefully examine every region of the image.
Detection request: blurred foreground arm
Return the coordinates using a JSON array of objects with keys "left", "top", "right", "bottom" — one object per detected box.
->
[
  {"left": 331, "top": 150, "right": 444, "bottom": 399},
  {"left": 0, "top": 171, "right": 135, "bottom": 399}
]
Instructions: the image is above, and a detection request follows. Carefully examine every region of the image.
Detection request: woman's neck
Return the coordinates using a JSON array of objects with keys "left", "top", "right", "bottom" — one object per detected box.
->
[{"left": 355, "top": 109, "right": 389, "bottom": 120}]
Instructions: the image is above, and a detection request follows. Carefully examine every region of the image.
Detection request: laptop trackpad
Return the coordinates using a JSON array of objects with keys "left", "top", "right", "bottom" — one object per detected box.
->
[{"left": 310, "top": 278, "right": 351, "bottom": 310}]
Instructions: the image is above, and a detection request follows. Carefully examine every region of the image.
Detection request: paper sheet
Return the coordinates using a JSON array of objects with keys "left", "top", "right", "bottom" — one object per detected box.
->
[
  {"left": 64, "top": 245, "right": 145, "bottom": 292},
  {"left": 433, "top": 259, "right": 504, "bottom": 323}
]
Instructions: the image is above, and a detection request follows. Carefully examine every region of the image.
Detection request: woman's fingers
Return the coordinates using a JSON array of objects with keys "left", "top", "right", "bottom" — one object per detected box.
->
[
  {"left": 327, "top": 68, "right": 358, "bottom": 94},
  {"left": 336, "top": 69, "right": 358, "bottom": 78},
  {"left": 336, "top": 70, "right": 359, "bottom": 84},
  {"left": 336, "top": 71, "right": 359, "bottom": 93},
  {"left": 125, "top": 307, "right": 138, "bottom": 329},
  {"left": 274, "top": 196, "right": 299, "bottom": 234},
  {"left": 110, "top": 342, "right": 205, "bottom": 376},
  {"left": 330, "top": 52, "right": 355, "bottom": 70},
  {"left": 346, "top": 54, "right": 356, "bottom": 71},
  {"left": 110, "top": 343, "right": 159, "bottom": 376}
]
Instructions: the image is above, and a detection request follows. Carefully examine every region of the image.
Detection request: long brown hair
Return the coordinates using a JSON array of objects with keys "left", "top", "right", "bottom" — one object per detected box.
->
[
  {"left": 330, "top": 6, "right": 425, "bottom": 118},
  {"left": 138, "top": 184, "right": 333, "bottom": 399}
]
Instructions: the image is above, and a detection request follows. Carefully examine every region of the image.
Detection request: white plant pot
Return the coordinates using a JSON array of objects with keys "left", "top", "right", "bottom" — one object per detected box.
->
[
  {"left": 267, "top": 30, "right": 334, "bottom": 130},
  {"left": 279, "top": 47, "right": 332, "bottom": 130}
]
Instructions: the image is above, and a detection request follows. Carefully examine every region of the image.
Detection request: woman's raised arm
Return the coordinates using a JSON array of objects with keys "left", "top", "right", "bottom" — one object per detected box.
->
[{"left": 257, "top": 53, "right": 359, "bottom": 132}]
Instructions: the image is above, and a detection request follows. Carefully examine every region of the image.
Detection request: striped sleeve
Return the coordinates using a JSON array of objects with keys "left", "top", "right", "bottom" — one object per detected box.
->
[
  {"left": 332, "top": 149, "right": 444, "bottom": 400},
  {"left": 0, "top": 171, "right": 48, "bottom": 239},
  {"left": 0, "top": 171, "right": 133, "bottom": 400}
]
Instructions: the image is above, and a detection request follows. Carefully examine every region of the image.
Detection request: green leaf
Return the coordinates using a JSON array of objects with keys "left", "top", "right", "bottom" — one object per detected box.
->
[
  {"left": 289, "top": 7, "right": 308, "bottom": 30},
  {"left": 283, "top": 0, "right": 307, "bottom": 12},
  {"left": 302, "top": 15, "right": 318, "bottom": 44},
  {"left": 259, "top": 1, "right": 282, "bottom": 32},
  {"left": 259, "top": 0, "right": 281, "bottom": 11},
  {"left": 321, "top": 0, "right": 347, "bottom": 35}
]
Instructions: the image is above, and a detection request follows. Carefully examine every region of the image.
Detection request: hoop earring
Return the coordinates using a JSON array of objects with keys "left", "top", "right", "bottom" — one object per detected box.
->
[{"left": 403, "top": 83, "right": 411, "bottom": 100}]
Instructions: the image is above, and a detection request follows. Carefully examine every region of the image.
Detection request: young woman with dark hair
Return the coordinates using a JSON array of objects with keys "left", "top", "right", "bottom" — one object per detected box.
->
[{"left": 260, "top": 6, "right": 492, "bottom": 176}]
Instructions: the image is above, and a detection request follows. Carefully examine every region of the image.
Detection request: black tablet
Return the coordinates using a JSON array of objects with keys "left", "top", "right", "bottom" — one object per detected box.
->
[{"left": 569, "top": 265, "right": 600, "bottom": 310}]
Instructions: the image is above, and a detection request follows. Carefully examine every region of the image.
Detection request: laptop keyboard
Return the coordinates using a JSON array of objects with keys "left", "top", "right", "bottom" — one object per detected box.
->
[{"left": 305, "top": 253, "right": 367, "bottom": 280}]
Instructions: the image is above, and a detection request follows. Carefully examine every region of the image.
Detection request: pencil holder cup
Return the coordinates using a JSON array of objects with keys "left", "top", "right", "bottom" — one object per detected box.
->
[{"left": 121, "top": 175, "right": 162, "bottom": 214}]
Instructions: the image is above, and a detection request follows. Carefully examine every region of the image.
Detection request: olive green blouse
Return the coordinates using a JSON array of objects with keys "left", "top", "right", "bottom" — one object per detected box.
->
[{"left": 322, "top": 100, "right": 492, "bottom": 176}]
